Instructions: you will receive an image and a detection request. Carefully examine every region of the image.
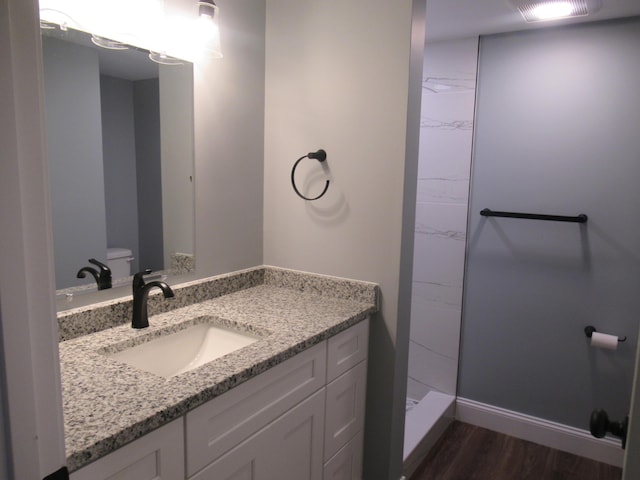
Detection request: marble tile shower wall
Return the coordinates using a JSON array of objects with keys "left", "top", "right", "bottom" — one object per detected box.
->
[{"left": 408, "top": 37, "right": 479, "bottom": 400}]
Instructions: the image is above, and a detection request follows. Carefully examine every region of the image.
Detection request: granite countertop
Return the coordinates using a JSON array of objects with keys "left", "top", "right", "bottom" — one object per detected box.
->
[{"left": 59, "top": 267, "right": 378, "bottom": 472}]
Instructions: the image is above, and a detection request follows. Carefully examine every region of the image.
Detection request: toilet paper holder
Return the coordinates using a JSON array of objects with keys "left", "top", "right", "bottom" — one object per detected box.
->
[{"left": 584, "top": 325, "right": 627, "bottom": 343}]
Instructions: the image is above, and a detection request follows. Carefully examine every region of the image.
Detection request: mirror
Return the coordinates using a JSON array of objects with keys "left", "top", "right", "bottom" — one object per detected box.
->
[{"left": 41, "top": 26, "right": 195, "bottom": 300}]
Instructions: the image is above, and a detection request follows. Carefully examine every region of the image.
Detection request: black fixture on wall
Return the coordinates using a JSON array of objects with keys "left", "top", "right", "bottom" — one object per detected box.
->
[
  {"left": 590, "top": 409, "right": 628, "bottom": 449},
  {"left": 291, "top": 149, "right": 329, "bottom": 201},
  {"left": 480, "top": 208, "right": 588, "bottom": 223},
  {"left": 76, "top": 258, "right": 112, "bottom": 290},
  {"left": 584, "top": 325, "right": 627, "bottom": 343}
]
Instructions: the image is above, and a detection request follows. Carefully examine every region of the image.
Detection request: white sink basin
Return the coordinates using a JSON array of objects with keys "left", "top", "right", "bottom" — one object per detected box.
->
[{"left": 108, "top": 323, "right": 260, "bottom": 378}]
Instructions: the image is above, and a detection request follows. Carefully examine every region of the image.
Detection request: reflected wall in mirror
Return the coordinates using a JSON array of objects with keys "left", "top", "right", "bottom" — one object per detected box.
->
[{"left": 42, "top": 26, "right": 195, "bottom": 292}]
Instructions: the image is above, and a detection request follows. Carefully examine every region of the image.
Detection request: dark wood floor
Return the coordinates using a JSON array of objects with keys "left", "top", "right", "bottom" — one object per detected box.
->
[{"left": 410, "top": 421, "right": 622, "bottom": 480}]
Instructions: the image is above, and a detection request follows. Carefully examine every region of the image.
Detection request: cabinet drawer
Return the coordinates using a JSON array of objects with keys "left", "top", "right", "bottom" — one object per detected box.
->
[
  {"left": 323, "top": 431, "right": 364, "bottom": 480},
  {"left": 70, "top": 418, "right": 184, "bottom": 480},
  {"left": 324, "top": 360, "right": 367, "bottom": 461},
  {"left": 186, "top": 341, "right": 327, "bottom": 476},
  {"left": 326, "top": 319, "right": 368, "bottom": 383},
  {"left": 190, "top": 389, "right": 325, "bottom": 480}
]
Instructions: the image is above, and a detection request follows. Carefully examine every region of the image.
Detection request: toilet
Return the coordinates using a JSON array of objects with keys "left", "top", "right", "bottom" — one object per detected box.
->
[{"left": 106, "top": 247, "right": 134, "bottom": 279}]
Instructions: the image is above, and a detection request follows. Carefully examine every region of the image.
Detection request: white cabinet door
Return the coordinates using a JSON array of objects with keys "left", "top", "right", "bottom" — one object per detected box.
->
[
  {"left": 268, "top": 389, "right": 325, "bottom": 480},
  {"left": 324, "top": 361, "right": 367, "bottom": 461},
  {"left": 70, "top": 419, "right": 184, "bottom": 480},
  {"left": 191, "top": 389, "right": 325, "bottom": 480},
  {"left": 323, "top": 432, "right": 363, "bottom": 480}
]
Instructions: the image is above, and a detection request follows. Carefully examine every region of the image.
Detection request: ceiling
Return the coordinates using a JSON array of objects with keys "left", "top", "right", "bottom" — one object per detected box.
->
[{"left": 426, "top": 0, "right": 640, "bottom": 42}]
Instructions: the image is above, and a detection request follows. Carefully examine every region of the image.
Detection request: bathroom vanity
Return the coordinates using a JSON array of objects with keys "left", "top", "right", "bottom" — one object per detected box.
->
[{"left": 58, "top": 267, "right": 378, "bottom": 479}]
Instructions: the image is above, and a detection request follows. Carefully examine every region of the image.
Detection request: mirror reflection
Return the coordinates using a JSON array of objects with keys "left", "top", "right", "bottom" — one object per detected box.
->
[{"left": 42, "top": 26, "right": 195, "bottom": 295}]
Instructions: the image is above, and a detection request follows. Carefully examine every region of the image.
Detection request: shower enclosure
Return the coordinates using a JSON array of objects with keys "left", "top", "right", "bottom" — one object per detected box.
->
[
  {"left": 403, "top": 36, "right": 479, "bottom": 474},
  {"left": 405, "top": 16, "right": 640, "bottom": 476}
]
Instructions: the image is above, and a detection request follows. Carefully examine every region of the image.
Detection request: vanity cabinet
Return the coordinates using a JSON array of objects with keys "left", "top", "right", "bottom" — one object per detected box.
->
[
  {"left": 188, "top": 319, "right": 369, "bottom": 480},
  {"left": 69, "top": 319, "right": 369, "bottom": 480}
]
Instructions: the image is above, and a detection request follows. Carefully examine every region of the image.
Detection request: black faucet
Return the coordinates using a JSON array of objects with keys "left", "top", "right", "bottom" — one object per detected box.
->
[
  {"left": 131, "top": 269, "right": 174, "bottom": 329},
  {"left": 76, "top": 258, "right": 112, "bottom": 290}
]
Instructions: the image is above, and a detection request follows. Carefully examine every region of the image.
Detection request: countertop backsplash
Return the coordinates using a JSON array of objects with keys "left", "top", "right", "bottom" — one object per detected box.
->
[{"left": 57, "top": 265, "right": 379, "bottom": 342}]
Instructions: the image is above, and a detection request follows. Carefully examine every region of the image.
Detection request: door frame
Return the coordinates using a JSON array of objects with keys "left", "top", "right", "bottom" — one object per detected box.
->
[
  {"left": 623, "top": 335, "right": 640, "bottom": 479},
  {"left": 0, "top": 0, "right": 67, "bottom": 477}
]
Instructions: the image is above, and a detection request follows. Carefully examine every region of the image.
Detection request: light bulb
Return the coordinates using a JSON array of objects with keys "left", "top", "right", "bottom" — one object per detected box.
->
[
  {"left": 532, "top": 2, "right": 574, "bottom": 20},
  {"left": 196, "top": 0, "right": 223, "bottom": 58}
]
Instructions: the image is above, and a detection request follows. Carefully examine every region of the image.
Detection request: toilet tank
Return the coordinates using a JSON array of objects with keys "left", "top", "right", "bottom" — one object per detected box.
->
[{"left": 107, "top": 248, "right": 133, "bottom": 279}]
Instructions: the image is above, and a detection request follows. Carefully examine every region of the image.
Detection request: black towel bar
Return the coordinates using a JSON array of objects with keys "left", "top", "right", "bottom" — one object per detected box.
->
[{"left": 480, "top": 208, "right": 588, "bottom": 224}]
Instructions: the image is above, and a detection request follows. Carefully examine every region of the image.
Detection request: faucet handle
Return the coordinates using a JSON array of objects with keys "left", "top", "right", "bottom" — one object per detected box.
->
[
  {"left": 88, "top": 258, "right": 110, "bottom": 275},
  {"left": 88, "top": 258, "right": 112, "bottom": 290},
  {"left": 77, "top": 263, "right": 112, "bottom": 291},
  {"left": 132, "top": 269, "right": 153, "bottom": 294}
]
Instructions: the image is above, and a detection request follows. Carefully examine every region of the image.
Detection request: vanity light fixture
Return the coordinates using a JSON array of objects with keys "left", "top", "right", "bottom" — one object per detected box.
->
[
  {"left": 508, "top": 0, "right": 601, "bottom": 22},
  {"left": 40, "top": 20, "right": 57, "bottom": 30},
  {"left": 196, "top": 0, "right": 223, "bottom": 58},
  {"left": 149, "top": 51, "right": 184, "bottom": 65},
  {"left": 39, "top": 7, "right": 79, "bottom": 31},
  {"left": 91, "top": 35, "right": 129, "bottom": 50}
]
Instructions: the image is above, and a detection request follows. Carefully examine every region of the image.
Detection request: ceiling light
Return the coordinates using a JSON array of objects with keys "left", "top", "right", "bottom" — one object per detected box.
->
[
  {"left": 508, "top": 0, "right": 601, "bottom": 23},
  {"left": 533, "top": 2, "right": 574, "bottom": 19}
]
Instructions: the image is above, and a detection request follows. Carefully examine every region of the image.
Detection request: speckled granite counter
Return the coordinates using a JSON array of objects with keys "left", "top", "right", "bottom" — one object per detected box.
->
[{"left": 59, "top": 266, "right": 379, "bottom": 472}]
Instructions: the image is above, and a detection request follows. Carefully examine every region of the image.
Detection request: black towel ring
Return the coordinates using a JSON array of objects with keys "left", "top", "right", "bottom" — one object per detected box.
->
[{"left": 291, "top": 149, "right": 329, "bottom": 201}]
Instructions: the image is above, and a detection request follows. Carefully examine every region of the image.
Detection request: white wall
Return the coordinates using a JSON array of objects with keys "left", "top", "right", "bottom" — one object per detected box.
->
[
  {"left": 263, "top": 1, "right": 426, "bottom": 477},
  {"left": 408, "top": 37, "right": 478, "bottom": 400}
]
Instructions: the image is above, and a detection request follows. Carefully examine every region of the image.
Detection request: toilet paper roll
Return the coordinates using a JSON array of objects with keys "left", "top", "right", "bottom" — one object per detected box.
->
[{"left": 590, "top": 332, "right": 618, "bottom": 351}]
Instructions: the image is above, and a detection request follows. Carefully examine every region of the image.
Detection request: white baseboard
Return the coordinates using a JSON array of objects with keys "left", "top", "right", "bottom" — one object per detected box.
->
[{"left": 455, "top": 397, "right": 624, "bottom": 467}]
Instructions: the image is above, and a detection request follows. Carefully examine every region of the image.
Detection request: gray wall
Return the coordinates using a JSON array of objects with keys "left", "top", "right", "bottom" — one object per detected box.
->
[
  {"left": 134, "top": 78, "right": 164, "bottom": 272},
  {"left": 43, "top": 38, "right": 107, "bottom": 289},
  {"left": 101, "top": 75, "right": 140, "bottom": 273},
  {"left": 460, "top": 17, "right": 640, "bottom": 429}
]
